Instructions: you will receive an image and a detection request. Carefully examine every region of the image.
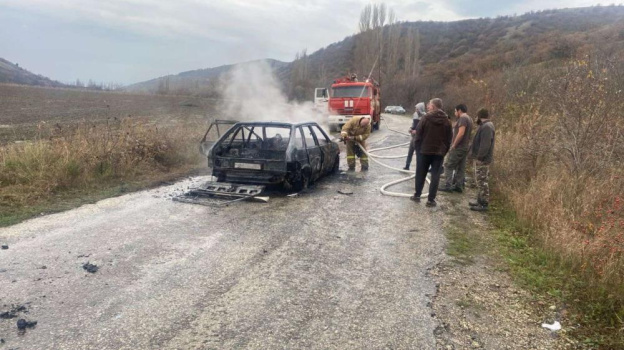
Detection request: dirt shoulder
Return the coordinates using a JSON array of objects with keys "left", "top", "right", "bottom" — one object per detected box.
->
[{"left": 430, "top": 190, "right": 578, "bottom": 349}]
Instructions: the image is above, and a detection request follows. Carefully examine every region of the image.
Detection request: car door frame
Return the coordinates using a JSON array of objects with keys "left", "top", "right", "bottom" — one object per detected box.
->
[
  {"left": 301, "top": 124, "right": 324, "bottom": 181},
  {"left": 291, "top": 126, "right": 309, "bottom": 165},
  {"left": 310, "top": 124, "right": 335, "bottom": 174}
]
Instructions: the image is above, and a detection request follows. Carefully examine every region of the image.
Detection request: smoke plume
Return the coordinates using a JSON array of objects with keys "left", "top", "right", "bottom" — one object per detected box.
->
[{"left": 218, "top": 61, "right": 328, "bottom": 130}]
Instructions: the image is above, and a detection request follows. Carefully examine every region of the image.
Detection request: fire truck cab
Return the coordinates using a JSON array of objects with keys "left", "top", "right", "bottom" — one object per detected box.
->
[{"left": 327, "top": 76, "right": 380, "bottom": 132}]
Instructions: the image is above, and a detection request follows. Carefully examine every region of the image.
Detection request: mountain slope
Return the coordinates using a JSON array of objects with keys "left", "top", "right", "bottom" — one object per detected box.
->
[
  {"left": 124, "top": 5, "right": 624, "bottom": 106},
  {"left": 125, "top": 59, "right": 289, "bottom": 94},
  {"left": 290, "top": 5, "right": 624, "bottom": 104},
  {"left": 0, "top": 58, "right": 65, "bottom": 87}
]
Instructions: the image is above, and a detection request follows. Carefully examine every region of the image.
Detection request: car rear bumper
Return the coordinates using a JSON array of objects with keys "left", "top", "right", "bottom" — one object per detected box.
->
[{"left": 213, "top": 169, "right": 287, "bottom": 185}]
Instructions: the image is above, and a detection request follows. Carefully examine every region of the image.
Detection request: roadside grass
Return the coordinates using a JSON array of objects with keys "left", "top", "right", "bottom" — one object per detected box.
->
[
  {"left": 0, "top": 118, "right": 206, "bottom": 227},
  {"left": 443, "top": 191, "right": 623, "bottom": 348},
  {"left": 489, "top": 198, "right": 624, "bottom": 348},
  {"left": 444, "top": 196, "right": 490, "bottom": 265},
  {"left": 0, "top": 169, "right": 202, "bottom": 227}
]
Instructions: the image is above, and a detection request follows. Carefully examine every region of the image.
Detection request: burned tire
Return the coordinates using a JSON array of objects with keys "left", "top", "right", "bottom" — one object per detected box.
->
[
  {"left": 293, "top": 170, "right": 310, "bottom": 192},
  {"left": 284, "top": 163, "right": 309, "bottom": 192},
  {"left": 331, "top": 154, "right": 340, "bottom": 174}
]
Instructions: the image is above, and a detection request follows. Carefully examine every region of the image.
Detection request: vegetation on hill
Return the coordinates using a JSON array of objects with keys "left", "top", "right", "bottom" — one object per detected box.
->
[
  {"left": 288, "top": 5, "right": 624, "bottom": 108},
  {"left": 0, "top": 58, "right": 65, "bottom": 87}
]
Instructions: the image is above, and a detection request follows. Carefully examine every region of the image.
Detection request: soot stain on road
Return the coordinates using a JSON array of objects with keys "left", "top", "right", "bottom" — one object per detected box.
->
[
  {"left": 0, "top": 305, "right": 28, "bottom": 320},
  {"left": 16, "top": 318, "right": 37, "bottom": 331},
  {"left": 82, "top": 262, "right": 99, "bottom": 273}
]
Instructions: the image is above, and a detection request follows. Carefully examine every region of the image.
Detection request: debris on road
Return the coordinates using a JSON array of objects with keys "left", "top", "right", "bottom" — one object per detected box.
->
[
  {"left": 173, "top": 182, "right": 269, "bottom": 207},
  {"left": 337, "top": 188, "right": 354, "bottom": 195},
  {"left": 82, "top": 262, "right": 99, "bottom": 273},
  {"left": 0, "top": 305, "right": 27, "bottom": 319},
  {"left": 1, "top": 244, "right": 8, "bottom": 250},
  {"left": 16, "top": 318, "right": 37, "bottom": 331},
  {"left": 541, "top": 321, "right": 562, "bottom": 331}
]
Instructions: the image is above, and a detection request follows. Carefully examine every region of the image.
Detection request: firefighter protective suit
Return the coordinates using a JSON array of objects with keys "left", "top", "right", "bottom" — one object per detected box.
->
[{"left": 341, "top": 116, "right": 371, "bottom": 170}]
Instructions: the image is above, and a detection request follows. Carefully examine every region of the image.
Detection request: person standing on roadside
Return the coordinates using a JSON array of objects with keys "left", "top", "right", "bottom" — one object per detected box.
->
[
  {"left": 469, "top": 108, "right": 495, "bottom": 212},
  {"left": 404, "top": 102, "right": 426, "bottom": 171},
  {"left": 440, "top": 104, "right": 473, "bottom": 193},
  {"left": 411, "top": 98, "right": 453, "bottom": 207}
]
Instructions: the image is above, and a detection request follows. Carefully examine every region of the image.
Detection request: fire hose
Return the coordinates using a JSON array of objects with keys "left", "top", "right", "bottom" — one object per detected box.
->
[{"left": 354, "top": 117, "right": 430, "bottom": 198}]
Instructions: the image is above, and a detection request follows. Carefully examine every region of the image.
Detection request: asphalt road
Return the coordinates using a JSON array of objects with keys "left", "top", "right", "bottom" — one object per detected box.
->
[{"left": 0, "top": 114, "right": 446, "bottom": 349}]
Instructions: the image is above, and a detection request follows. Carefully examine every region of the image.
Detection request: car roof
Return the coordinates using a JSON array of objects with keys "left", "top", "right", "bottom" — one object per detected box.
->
[{"left": 232, "top": 121, "right": 320, "bottom": 128}]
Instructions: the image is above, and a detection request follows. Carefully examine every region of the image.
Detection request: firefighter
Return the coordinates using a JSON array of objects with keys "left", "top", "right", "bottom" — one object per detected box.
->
[{"left": 341, "top": 116, "right": 371, "bottom": 171}]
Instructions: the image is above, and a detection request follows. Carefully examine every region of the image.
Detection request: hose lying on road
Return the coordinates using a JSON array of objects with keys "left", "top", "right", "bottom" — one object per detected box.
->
[{"left": 355, "top": 116, "right": 430, "bottom": 198}]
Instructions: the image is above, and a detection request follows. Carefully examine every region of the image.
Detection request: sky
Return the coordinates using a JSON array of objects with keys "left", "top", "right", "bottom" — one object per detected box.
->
[{"left": 0, "top": 0, "right": 615, "bottom": 85}]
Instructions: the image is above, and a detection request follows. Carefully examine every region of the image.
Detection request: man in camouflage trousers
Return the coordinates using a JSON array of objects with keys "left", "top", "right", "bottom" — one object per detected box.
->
[
  {"left": 469, "top": 108, "right": 495, "bottom": 212},
  {"left": 341, "top": 116, "right": 371, "bottom": 171},
  {"left": 440, "top": 104, "right": 473, "bottom": 192}
]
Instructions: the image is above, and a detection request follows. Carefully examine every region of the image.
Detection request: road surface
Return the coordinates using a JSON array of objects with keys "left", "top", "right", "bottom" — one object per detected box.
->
[{"left": 0, "top": 114, "right": 447, "bottom": 349}]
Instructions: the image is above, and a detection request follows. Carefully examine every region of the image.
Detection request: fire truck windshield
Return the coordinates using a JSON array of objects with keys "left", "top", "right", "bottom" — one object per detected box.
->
[{"left": 331, "top": 86, "right": 370, "bottom": 98}]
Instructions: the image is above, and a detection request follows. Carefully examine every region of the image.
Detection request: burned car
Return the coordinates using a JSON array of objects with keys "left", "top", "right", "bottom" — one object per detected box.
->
[{"left": 203, "top": 121, "right": 340, "bottom": 190}]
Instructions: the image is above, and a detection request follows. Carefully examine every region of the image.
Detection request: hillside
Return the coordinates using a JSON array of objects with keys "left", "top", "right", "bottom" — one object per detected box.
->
[
  {"left": 290, "top": 5, "right": 624, "bottom": 106},
  {"left": 125, "top": 59, "right": 289, "bottom": 95},
  {"left": 124, "top": 5, "right": 624, "bottom": 107},
  {"left": 0, "top": 58, "right": 65, "bottom": 87}
]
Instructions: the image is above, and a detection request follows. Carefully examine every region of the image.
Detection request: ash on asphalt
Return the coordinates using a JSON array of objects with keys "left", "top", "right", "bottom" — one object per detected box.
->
[
  {"left": 82, "top": 262, "right": 99, "bottom": 273},
  {"left": 16, "top": 318, "right": 37, "bottom": 331},
  {"left": 0, "top": 305, "right": 27, "bottom": 320}
]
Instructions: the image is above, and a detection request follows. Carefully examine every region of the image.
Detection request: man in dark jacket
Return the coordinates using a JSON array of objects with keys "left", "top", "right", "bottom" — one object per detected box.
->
[
  {"left": 411, "top": 98, "right": 453, "bottom": 207},
  {"left": 469, "top": 108, "right": 495, "bottom": 212}
]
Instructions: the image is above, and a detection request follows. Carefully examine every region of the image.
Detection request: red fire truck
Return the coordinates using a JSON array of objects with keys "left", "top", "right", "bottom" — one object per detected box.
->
[{"left": 327, "top": 75, "right": 381, "bottom": 132}]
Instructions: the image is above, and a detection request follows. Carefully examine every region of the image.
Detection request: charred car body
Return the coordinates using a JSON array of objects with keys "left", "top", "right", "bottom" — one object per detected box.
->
[{"left": 202, "top": 121, "right": 340, "bottom": 191}]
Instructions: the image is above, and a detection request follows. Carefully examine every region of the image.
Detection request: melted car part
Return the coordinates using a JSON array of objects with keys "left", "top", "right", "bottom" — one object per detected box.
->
[{"left": 173, "top": 182, "right": 268, "bottom": 207}]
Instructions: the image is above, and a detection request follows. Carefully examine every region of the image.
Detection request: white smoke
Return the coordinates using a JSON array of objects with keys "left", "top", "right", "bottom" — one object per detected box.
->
[{"left": 217, "top": 61, "right": 329, "bottom": 130}]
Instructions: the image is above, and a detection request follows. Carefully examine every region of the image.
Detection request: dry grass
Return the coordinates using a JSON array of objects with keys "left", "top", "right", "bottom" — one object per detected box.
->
[
  {"left": 486, "top": 56, "right": 624, "bottom": 344},
  {"left": 494, "top": 57, "right": 624, "bottom": 287},
  {"left": 444, "top": 53, "right": 624, "bottom": 344},
  {"left": 0, "top": 117, "right": 204, "bottom": 220}
]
